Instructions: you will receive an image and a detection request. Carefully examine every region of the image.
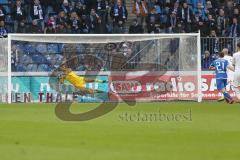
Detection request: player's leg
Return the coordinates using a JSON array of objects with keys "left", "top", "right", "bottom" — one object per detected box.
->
[
  {"left": 84, "top": 78, "right": 108, "bottom": 83},
  {"left": 217, "top": 96, "right": 225, "bottom": 102},
  {"left": 233, "top": 73, "right": 240, "bottom": 102},
  {"left": 218, "top": 78, "right": 234, "bottom": 102},
  {"left": 218, "top": 79, "right": 233, "bottom": 104},
  {"left": 56, "top": 71, "right": 65, "bottom": 84},
  {"left": 235, "top": 87, "right": 240, "bottom": 102},
  {"left": 76, "top": 88, "right": 105, "bottom": 95},
  {"left": 221, "top": 88, "right": 234, "bottom": 104},
  {"left": 74, "top": 80, "right": 106, "bottom": 95}
]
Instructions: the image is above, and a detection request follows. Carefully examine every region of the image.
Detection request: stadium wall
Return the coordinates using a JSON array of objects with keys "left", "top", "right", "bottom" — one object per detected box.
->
[
  {"left": 8, "top": 76, "right": 108, "bottom": 103},
  {"left": 1, "top": 71, "right": 236, "bottom": 103}
]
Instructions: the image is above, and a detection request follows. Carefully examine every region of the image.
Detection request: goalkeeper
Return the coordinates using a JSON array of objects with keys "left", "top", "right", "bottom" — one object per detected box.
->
[{"left": 58, "top": 65, "right": 107, "bottom": 94}]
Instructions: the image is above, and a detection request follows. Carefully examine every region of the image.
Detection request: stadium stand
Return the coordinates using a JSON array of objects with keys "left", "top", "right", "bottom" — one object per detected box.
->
[{"left": 3, "top": 0, "right": 240, "bottom": 71}]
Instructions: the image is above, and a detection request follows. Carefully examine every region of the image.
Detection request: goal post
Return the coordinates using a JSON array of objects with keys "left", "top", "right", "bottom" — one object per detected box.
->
[
  {"left": 5, "top": 33, "right": 202, "bottom": 103},
  {"left": 197, "top": 31, "right": 202, "bottom": 103},
  {"left": 0, "top": 38, "right": 9, "bottom": 103},
  {"left": 8, "top": 35, "right": 12, "bottom": 104}
]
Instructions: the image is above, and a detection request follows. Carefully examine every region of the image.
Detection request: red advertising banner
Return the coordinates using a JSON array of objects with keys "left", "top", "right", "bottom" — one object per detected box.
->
[
  {"left": 109, "top": 73, "right": 236, "bottom": 101},
  {"left": 201, "top": 75, "right": 235, "bottom": 100}
]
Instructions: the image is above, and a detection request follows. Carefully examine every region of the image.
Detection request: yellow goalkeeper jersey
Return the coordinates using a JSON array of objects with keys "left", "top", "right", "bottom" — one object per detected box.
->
[{"left": 61, "top": 71, "right": 86, "bottom": 88}]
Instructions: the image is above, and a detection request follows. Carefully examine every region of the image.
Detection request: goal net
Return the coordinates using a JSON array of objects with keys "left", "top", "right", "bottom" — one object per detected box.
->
[
  {"left": 0, "top": 39, "right": 9, "bottom": 103},
  {"left": 6, "top": 33, "right": 202, "bottom": 103}
]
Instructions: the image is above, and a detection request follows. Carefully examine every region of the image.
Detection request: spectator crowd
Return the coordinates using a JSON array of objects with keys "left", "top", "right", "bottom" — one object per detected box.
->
[
  {"left": 0, "top": 0, "right": 240, "bottom": 37},
  {"left": 2, "top": 0, "right": 240, "bottom": 71}
]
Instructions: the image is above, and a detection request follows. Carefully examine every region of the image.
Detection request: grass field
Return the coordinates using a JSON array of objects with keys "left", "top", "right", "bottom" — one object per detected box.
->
[{"left": 0, "top": 102, "right": 240, "bottom": 160}]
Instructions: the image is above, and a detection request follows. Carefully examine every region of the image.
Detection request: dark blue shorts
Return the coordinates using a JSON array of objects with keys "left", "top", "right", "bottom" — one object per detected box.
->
[{"left": 216, "top": 79, "right": 227, "bottom": 91}]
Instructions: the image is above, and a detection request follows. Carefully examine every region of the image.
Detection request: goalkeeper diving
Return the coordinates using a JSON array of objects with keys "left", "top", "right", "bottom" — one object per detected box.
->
[{"left": 58, "top": 65, "right": 107, "bottom": 95}]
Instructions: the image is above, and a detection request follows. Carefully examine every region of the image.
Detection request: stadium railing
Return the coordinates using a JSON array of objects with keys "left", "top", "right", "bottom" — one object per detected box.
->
[{"left": 201, "top": 37, "right": 239, "bottom": 70}]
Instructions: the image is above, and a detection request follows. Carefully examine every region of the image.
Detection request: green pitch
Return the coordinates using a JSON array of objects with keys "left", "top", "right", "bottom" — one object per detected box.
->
[{"left": 0, "top": 102, "right": 240, "bottom": 160}]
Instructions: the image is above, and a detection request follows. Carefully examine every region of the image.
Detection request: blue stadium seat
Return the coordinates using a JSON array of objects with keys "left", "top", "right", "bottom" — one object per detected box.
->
[
  {"left": 16, "top": 44, "right": 27, "bottom": 53},
  {"left": 5, "top": 15, "right": 13, "bottom": 23},
  {"left": 0, "top": 0, "right": 8, "bottom": 4},
  {"left": 41, "top": 55, "right": 49, "bottom": 64},
  {"left": 19, "top": 54, "right": 32, "bottom": 64},
  {"left": 53, "top": 54, "right": 63, "bottom": 65},
  {"left": 59, "top": 44, "right": 85, "bottom": 54},
  {"left": 44, "top": 54, "right": 53, "bottom": 64},
  {"left": 3, "top": 5, "right": 11, "bottom": 14},
  {"left": 25, "top": 44, "right": 36, "bottom": 54},
  {"left": 36, "top": 44, "right": 47, "bottom": 54},
  {"left": 77, "top": 44, "right": 85, "bottom": 53},
  {"left": 32, "top": 54, "right": 44, "bottom": 63},
  {"left": 76, "top": 66, "right": 86, "bottom": 71},
  {"left": 16, "top": 65, "right": 26, "bottom": 72},
  {"left": 52, "top": 64, "right": 60, "bottom": 70},
  {"left": 58, "top": 44, "right": 64, "bottom": 53},
  {"left": 26, "top": 64, "right": 38, "bottom": 72},
  {"left": 47, "top": 44, "right": 59, "bottom": 54},
  {"left": 38, "top": 64, "right": 51, "bottom": 72}
]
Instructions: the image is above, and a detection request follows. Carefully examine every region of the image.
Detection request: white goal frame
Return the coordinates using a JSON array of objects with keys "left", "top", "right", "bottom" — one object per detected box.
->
[{"left": 7, "top": 32, "right": 202, "bottom": 103}]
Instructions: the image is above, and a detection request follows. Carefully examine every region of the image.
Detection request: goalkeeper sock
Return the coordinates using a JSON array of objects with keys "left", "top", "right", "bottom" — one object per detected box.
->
[
  {"left": 223, "top": 92, "right": 232, "bottom": 102},
  {"left": 95, "top": 79, "right": 103, "bottom": 83},
  {"left": 95, "top": 79, "right": 108, "bottom": 83}
]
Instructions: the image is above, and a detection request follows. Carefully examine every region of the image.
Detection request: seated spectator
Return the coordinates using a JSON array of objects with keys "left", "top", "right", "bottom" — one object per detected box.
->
[
  {"left": 216, "top": 9, "right": 228, "bottom": 37},
  {"left": 74, "top": 2, "right": 88, "bottom": 18},
  {"left": 89, "top": 9, "right": 102, "bottom": 33},
  {"left": 228, "top": 17, "right": 240, "bottom": 37},
  {"left": 205, "top": 14, "right": 217, "bottom": 36},
  {"left": 202, "top": 50, "right": 214, "bottom": 69},
  {"left": 56, "top": 10, "right": 68, "bottom": 27},
  {"left": 193, "top": 2, "right": 207, "bottom": 21},
  {"left": 80, "top": 15, "right": 90, "bottom": 33},
  {"left": 147, "top": 21, "right": 158, "bottom": 33},
  {"left": 47, "top": 15, "right": 56, "bottom": 29},
  {"left": 96, "top": 0, "right": 109, "bottom": 25},
  {"left": 12, "top": 0, "right": 26, "bottom": 33},
  {"left": 0, "top": 4, "right": 6, "bottom": 22},
  {"left": 146, "top": 8, "right": 160, "bottom": 33},
  {"left": 166, "top": 11, "right": 177, "bottom": 33},
  {"left": 110, "top": 0, "right": 128, "bottom": 33},
  {"left": 61, "top": 0, "right": 73, "bottom": 16},
  {"left": 224, "top": 0, "right": 234, "bottom": 19},
  {"left": 132, "top": 0, "right": 148, "bottom": 27},
  {"left": 68, "top": 11, "right": 81, "bottom": 33},
  {"left": 177, "top": 2, "right": 194, "bottom": 33},
  {"left": 207, "top": 30, "right": 220, "bottom": 58},
  {"left": 44, "top": 23, "right": 56, "bottom": 33},
  {"left": 173, "top": 22, "right": 185, "bottom": 33},
  {"left": 232, "top": 7, "right": 240, "bottom": 22},
  {"left": 129, "top": 19, "right": 143, "bottom": 33},
  {"left": 196, "top": 20, "right": 208, "bottom": 36},
  {"left": 0, "top": 21, "right": 7, "bottom": 38},
  {"left": 31, "top": 0, "right": 45, "bottom": 31},
  {"left": 29, "top": 19, "right": 42, "bottom": 33},
  {"left": 193, "top": 0, "right": 206, "bottom": 9},
  {"left": 205, "top": 1, "right": 215, "bottom": 16},
  {"left": 192, "top": 11, "right": 202, "bottom": 32},
  {"left": 56, "top": 22, "right": 69, "bottom": 33}
]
